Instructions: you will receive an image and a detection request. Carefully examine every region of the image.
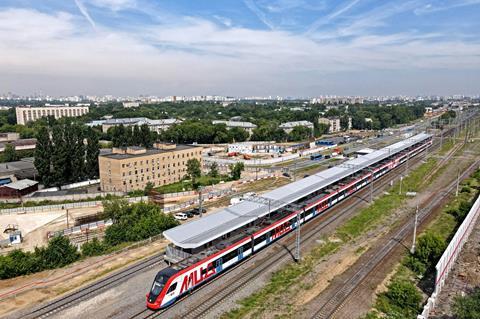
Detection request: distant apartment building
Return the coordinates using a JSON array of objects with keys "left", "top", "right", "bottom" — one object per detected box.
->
[
  {"left": 279, "top": 121, "right": 314, "bottom": 134},
  {"left": 87, "top": 117, "right": 182, "bottom": 133},
  {"left": 318, "top": 117, "right": 343, "bottom": 133},
  {"left": 16, "top": 105, "right": 89, "bottom": 125},
  {"left": 227, "top": 141, "right": 283, "bottom": 154},
  {"left": 123, "top": 101, "right": 140, "bottom": 108},
  {"left": 99, "top": 143, "right": 202, "bottom": 192},
  {"left": 212, "top": 120, "right": 257, "bottom": 135}
]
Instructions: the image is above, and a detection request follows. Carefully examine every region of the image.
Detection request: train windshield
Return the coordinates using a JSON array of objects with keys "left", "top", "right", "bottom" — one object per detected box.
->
[
  {"left": 150, "top": 273, "right": 169, "bottom": 295},
  {"left": 150, "top": 281, "right": 164, "bottom": 295}
]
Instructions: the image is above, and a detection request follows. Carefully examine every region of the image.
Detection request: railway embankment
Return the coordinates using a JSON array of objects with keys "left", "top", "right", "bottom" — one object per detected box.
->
[{"left": 220, "top": 128, "right": 471, "bottom": 319}]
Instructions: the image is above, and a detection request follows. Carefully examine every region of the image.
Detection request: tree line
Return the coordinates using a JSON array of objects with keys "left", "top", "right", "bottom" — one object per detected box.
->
[
  {"left": 35, "top": 119, "right": 100, "bottom": 187},
  {"left": 0, "top": 200, "right": 179, "bottom": 280}
]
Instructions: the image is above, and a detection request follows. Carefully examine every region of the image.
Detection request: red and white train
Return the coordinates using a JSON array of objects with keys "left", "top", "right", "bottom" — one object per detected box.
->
[{"left": 147, "top": 133, "right": 432, "bottom": 309}]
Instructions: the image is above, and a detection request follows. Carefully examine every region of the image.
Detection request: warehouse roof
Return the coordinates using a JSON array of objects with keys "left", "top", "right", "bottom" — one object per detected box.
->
[{"left": 163, "top": 132, "right": 431, "bottom": 249}]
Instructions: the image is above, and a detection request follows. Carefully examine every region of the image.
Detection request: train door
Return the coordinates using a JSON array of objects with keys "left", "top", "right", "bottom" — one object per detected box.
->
[
  {"left": 266, "top": 231, "right": 271, "bottom": 244},
  {"left": 238, "top": 246, "right": 244, "bottom": 259},
  {"left": 216, "top": 258, "right": 223, "bottom": 273}
]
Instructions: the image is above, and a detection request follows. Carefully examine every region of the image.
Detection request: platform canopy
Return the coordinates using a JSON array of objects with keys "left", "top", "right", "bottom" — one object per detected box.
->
[{"left": 163, "top": 132, "right": 431, "bottom": 249}]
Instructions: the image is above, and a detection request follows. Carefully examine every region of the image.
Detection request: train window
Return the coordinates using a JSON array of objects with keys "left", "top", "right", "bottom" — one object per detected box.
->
[
  {"left": 166, "top": 282, "right": 177, "bottom": 294},
  {"left": 254, "top": 234, "right": 267, "bottom": 246},
  {"left": 241, "top": 242, "right": 251, "bottom": 252},
  {"left": 223, "top": 250, "right": 238, "bottom": 263}
]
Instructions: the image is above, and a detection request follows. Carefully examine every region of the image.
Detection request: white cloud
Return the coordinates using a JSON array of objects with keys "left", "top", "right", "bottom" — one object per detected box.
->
[
  {"left": 0, "top": 6, "right": 479, "bottom": 96},
  {"left": 87, "top": 0, "right": 136, "bottom": 11}
]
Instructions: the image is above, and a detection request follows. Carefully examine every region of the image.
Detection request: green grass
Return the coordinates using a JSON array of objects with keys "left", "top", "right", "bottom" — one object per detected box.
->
[{"left": 154, "top": 175, "right": 231, "bottom": 193}]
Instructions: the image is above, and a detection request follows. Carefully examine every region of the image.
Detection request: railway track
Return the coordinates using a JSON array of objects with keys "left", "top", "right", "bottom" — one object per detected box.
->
[
  {"left": 134, "top": 135, "right": 448, "bottom": 319},
  {"left": 17, "top": 123, "right": 465, "bottom": 319},
  {"left": 21, "top": 253, "right": 165, "bottom": 319},
  {"left": 310, "top": 148, "right": 479, "bottom": 318}
]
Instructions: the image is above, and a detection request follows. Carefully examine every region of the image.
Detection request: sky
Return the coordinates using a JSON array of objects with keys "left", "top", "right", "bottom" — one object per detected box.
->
[{"left": 0, "top": 0, "right": 479, "bottom": 97}]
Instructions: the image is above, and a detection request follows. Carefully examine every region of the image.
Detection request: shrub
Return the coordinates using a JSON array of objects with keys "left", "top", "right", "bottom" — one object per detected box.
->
[
  {"left": 404, "top": 255, "right": 426, "bottom": 275},
  {"left": 0, "top": 236, "right": 79, "bottom": 280},
  {"left": 453, "top": 288, "right": 480, "bottom": 319},
  {"left": 81, "top": 238, "right": 107, "bottom": 257},
  {"left": 413, "top": 232, "right": 445, "bottom": 267},
  {"left": 377, "top": 279, "right": 422, "bottom": 318}
]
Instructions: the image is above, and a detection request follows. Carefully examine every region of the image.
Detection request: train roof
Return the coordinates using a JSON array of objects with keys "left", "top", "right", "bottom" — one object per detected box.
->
[{"left": 163, "top": 132, "right": 431, "bottom": 249}]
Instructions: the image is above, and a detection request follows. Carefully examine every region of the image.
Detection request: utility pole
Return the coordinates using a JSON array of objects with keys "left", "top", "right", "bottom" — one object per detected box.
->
[
  {"left": 456, "top": 168, "right": 460, "bottom": 197},
  {"left": 198, "top": 186, "right": 204, "bottom": 217},
  {"left": 295, "top": 208, "right": 303, "bottom": 262},
  {"left": 405, "top": 152, "right": 410, "bottom": 176},
  {"left": 399, "top": 175, "right": 403, "bottom": 195},
  {"left": 369, "top": 167, "right": 374, "bottom": 203},
  {"left": 411, "top": 205, "right": 418, "bottom": 254},
  {"left": 66, "top": 208, "right": 69, "bottom": 228}
]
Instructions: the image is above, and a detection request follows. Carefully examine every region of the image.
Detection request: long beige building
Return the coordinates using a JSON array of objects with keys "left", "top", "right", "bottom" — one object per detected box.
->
[
  {"left": 15, "top": 105, "right": 89, "bottom": 125},
  {"left": 99, "top": 143, "right": 203, "bottom": 192}
]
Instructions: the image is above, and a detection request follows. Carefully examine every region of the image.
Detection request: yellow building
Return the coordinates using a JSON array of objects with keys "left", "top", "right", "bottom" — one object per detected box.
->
[{"left": 99, "top": 143, "right": 202, "bottom": 192}]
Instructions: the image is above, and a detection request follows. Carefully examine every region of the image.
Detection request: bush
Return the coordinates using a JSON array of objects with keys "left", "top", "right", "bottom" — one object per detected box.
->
[
  {"left": 404, "top": 255, "right": 426, "bottom": 275},
  {"left": 377, "top": 279, "right": 422, "bottom": 318},
  {"left": 103, "top": 200, "right": 179, "bottom": 247},
  {"left": 413, "top": 232, "right": 445, "bottom": 267},
  {"left": 453, "top": 288, "right": 480, "bottom": 319},
  {"left": 0, "top": 236, "right": 79, "bottom": 280},
  {"left": 81, "top": 238, "right": 107, "bottom": 257}
]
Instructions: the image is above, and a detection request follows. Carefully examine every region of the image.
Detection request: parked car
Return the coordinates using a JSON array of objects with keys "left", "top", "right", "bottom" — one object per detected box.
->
[
  {"left": 185, "top": 211, "right": 195, "bottom": 218},
  {"left": 192, "top": 207, "right": 206, "bottom": 215},
  {"left": 174, "top": 213, "right": 188, "bottom": 220},
  {"left": 282, "top": 172, "right": 291, "bottom": 178}
]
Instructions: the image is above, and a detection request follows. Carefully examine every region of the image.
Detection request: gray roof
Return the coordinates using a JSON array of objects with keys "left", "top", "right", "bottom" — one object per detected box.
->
[
  {"left": 212, "top": 120, "right": 257, "bottom": 128},
  {"left": 4, "top": 179, "right": 38, "bottom": 190},
  {"left": 100, "top": 144, "right": 200, "bottom": 160},
  {"left": 163, "top": 132, "right": 431, "bottom": 249},
  {"left": 279, "top": 120, "right": 314, "bottom": 128}
]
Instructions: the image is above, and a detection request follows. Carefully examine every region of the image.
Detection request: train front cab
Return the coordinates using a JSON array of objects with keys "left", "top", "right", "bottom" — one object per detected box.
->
[{"left": 146, "top": 267, "right": 178, "bottom": 309}]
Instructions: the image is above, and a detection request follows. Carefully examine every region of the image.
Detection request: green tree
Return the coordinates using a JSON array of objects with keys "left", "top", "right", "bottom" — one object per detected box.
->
[
  {"left": 414, "top": 232, "right": 445, "bottom": 267},
  {"left": 3, "top": 143, "right": 18, "bottom": 162},
  {"left": 81, "top": 238, "right": 107, "bottom": 257},
  {"left": 144, "top": 181, "right": 154, "bottom": 195},
  {"left": 209, "top": 162, "right": 219, "bottom": 178},
  {"left": 230, "top": 162, "right": 245, "bottom": 180},
  {"left": 288, "top": 125, "right": 312, "bottom": 141},
  {"left": 41, "top": 236, "right": 80, "bottom": 269},
  {"left": 381, "top": 279, "right": 422, "bottom": 316},
  {"left": 453, "top": 288, "right": 480, "bottom": 319},
  {"left": 140, "top": 124, "right": 153, "bottom": 148},
  {"left": 186, "top": 158, "right": 202, "bottom": 187},
  {"left": 51, "top": 125, "right": 68, "bottom": 187},
  {"left": 229, "top": 127, "right": 249, "bottom": 142},
  {"left": 85, "top": 128, "right": 100, "bottom": 179},
  {"left": 34, "top": 126, "right": 52, "bottom": 186},
  {"left": 71, "top": 125, "right": 85, "bottom": 182},
  {"left": 132, "top": 125, "right": 142, "bottom": 145}
]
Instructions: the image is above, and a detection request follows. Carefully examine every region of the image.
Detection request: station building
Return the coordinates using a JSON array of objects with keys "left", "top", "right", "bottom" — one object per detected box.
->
[{"left": 99, "top": 143, "right": 203, "bottom": 192}]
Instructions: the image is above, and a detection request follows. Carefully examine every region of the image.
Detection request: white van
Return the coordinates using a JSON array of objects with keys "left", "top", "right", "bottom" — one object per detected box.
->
[{"left": 174, "top": 213, "right": 188, "bottom": 221}]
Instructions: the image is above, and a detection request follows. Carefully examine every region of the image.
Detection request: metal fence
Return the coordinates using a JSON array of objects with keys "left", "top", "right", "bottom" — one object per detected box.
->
[
  {"left": 418, "top": 194, "right": 480, "bottom": 319},
  {"left": 0, "top": 196, "right": 148, "bottom": 215}
]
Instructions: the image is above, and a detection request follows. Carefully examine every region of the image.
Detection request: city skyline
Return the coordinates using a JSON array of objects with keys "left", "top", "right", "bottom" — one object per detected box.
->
[{"left": 1, "top": 0, "right": 480, "bottom": 97}]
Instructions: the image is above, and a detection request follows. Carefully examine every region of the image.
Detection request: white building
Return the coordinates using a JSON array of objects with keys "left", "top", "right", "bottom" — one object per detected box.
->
[
  {"left": 318, "top": 117, "right": 342, "bottom": 133},
  {"left": 227, "top": 141, "right": 282, "bottom": 154},
  {"left": 16, "top": 105, "right": 89, "bottom": 125},
  {"left": 87, "top": 117, "right": 182, "bottom": 133},
  {"left": 212, "top": 120, "right": 257, "bottom": 135},
  {"left": 123, "top": 101, "right": 140, "bottom": 108},
  {"left": 279, "top": 121, "right": 314, "bottom": 134}
]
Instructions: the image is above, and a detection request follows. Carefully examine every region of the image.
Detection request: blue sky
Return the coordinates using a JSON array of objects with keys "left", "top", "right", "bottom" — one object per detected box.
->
[{"left": 0, "top": 0, "right": 479, "bottom": 97}]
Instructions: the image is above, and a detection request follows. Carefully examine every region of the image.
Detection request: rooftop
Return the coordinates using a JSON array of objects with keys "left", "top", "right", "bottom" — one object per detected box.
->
[
  {"left": 4, "top": 179, "right": 38, "bottom": 190},
  {"left": 163, "top": 132, "right": 431, "bottom": 249},
  {"left": 100, "top": 144, "right": 200, "bottom": 160},
  {"left": 279, "top": 120, "right": 314, "bottom": 128},
  {"left": 212, "top": 120, "right": 257, "bottom": 128}
]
